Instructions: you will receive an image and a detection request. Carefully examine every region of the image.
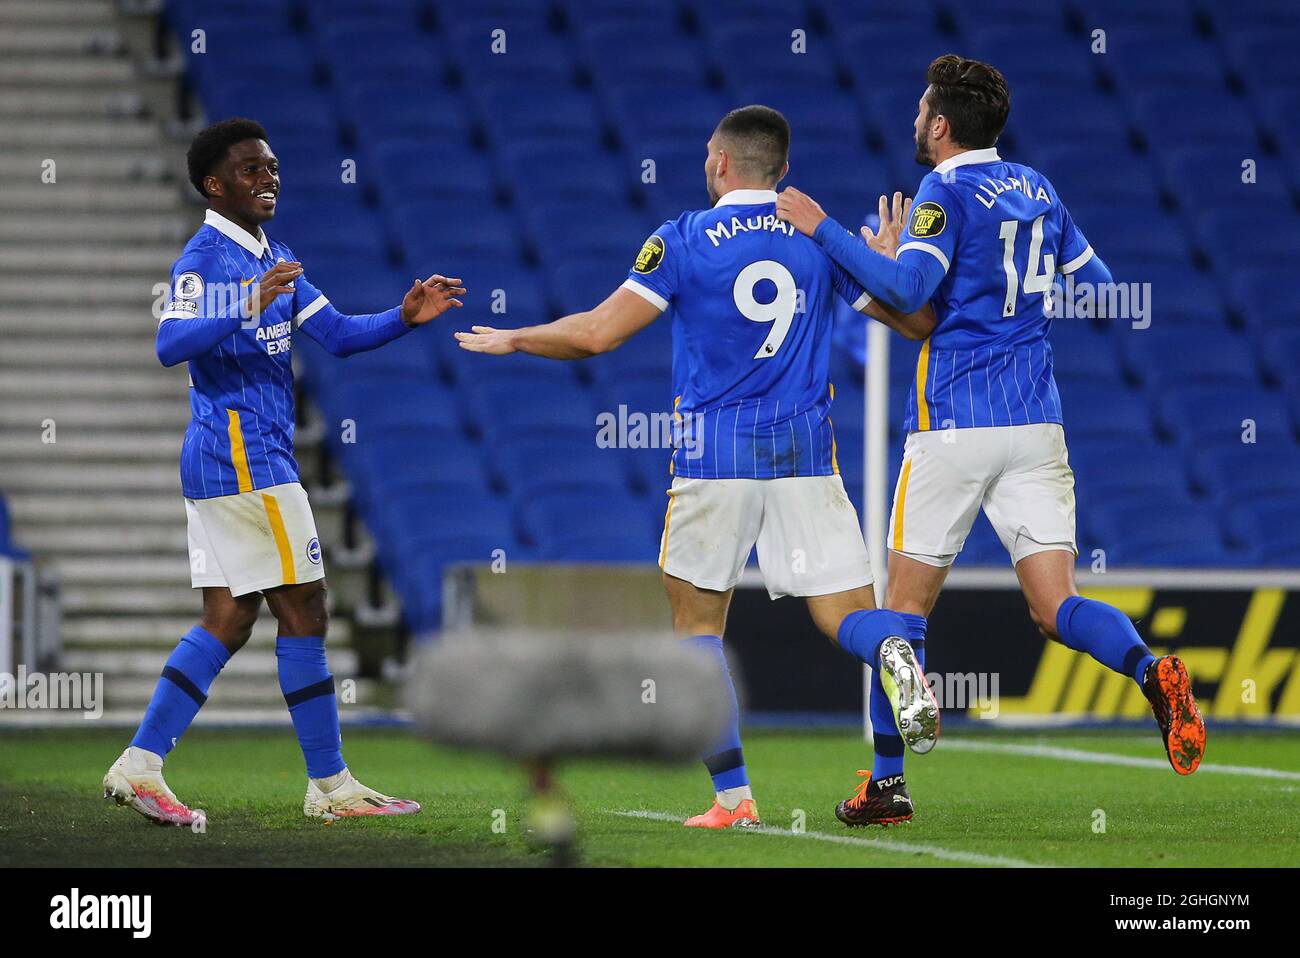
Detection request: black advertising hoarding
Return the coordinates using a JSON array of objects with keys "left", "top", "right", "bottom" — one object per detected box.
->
[{"left": 726, "top": 571, "right": 1300, "bottom": 723}]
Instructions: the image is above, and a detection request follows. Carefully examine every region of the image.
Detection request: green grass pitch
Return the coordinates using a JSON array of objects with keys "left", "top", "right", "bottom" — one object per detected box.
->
[{"left": 2, "top": 726, "right": 1297, "bottom": 867}]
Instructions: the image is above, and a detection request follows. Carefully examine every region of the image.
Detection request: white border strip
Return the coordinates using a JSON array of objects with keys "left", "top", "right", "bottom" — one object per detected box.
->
[
  {"left": 1059, "top": 244, "right": 1095, "bottom": 274},
  {"left": 735, "top": 567, "right": 1300, "bottom": 590},
  {"left": 293, "top": 294, "right": 329, "bottom": 327},
  {"left": 943, "top": 739, "right": 1300, "bottom": 781},
  {"left": 613, "top": 809, "right": 1050, "bottom": 867},
  {"left": 621, "top": 278, "right": 668, "bottom": 312},
  {"left": 897, "top": 240, "right": 950, "bottom": 273}
]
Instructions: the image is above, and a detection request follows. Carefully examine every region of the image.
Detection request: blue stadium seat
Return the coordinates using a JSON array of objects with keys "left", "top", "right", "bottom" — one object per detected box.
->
[
  {"left": 836, "top": 27, "right": 951, "bottom": 94},
  {"left": 579, "top": 27, "right": 707, "bottom": 87},
  {"left": 304, "top": 0, "right": 428, "bottom": 30},
  {"left": 1128, "top": 90, "right": 1258, "bottom": 148},
  {"left": 1056, "top": 381, "right": 1154, "bottom": 440},
  {"left": 559, "top": 0, "right": 677, "bottom": 30},
  {"left": 704, "top": 24, "right": 839, "bottom": 90},
  {"left": 1089, "top": 496, "right": 1246, "bottom": 567},
  {"left": 1070, "top": 437, "right": 1191, "bottom": 500},
  {"left": 271, "top": 200, "right": 390, "bottom": 260},
  {"left": 499, "top": 143, "right": 628, "bottom": 204},
  {"left": 518, "top": 490, "right": 658, "bottom": 558},
  {"left": 1223, "top": 33, "right": 1300, "bottom": 95},
  {"left": 1070, "top": 0, "right": 1198, "bottom": 31},
  {"left": 967, "top": 26, "right": 1095, "bottom": 87},
  {"left": 371, "top": 141, "right": 496, "bottom": 206},
  {"left": 1035, "top": 146, "right": 1158, "bottom": 206},
  {"left": 492, "top": 436, "right": 626, "bottom": 499},
  {"left": 467, "top": 378, "right": 597, "bottom": 442},
  {"left": 520, "top": 201, "right": 647, "bottom": 262},
  {"left": 477, "top": 85, "right": 605, "bottom": 150},
  {"left": 1227, "top": 268, "right": 1300, "bottom": 336},
  {"left": 448, "top": 25, "right": 577, "bottom": 87},
  {"left": 1192, "top": 445, "right": 1300, "bottom": 503},
  {"left": 1120, "top": 328, "right": 1259, "bottom": 389},
  {"left": 1193, "top": 209, "right": 1300, "bottom": 269},
  {"left": 317, "top": 28, "right": 449, "bottom": 87},
  {"left": 1226, "top": 499, "right": 1300, "bottom": 565},
  {"left": 338, "top": 81, "right": 473, "bottom": 143},
  {"left": 607, "top": 84, "right": 730, "bottom": 148},
  {"left": 1102, "top": 32, "right": 1228, "bottom": 91},
  {"left": 734, "top": 87, "right": 867, "bottom": 149},
  {"left": 1158, "top": 384, "right": 1293, "bottom": 447},
  {"left": 1049, "top": 324, "right": 1124, "bottom": 384}
]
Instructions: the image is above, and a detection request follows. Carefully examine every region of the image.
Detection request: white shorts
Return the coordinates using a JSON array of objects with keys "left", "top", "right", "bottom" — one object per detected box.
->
[
  {"left": 186, "top": 481, "right": 325, "bottom": 596},
  {"left": 888, "top": 423, "right": 1076, "bottom": 568},
  {"left": 658, "top": 474, "right": 874, "bottom": 600}
]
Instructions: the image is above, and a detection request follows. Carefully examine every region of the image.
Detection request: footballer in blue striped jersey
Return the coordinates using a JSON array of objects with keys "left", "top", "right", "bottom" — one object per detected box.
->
[
  {"left": 778, "top": 56, "right": 1206, "bottom": 823},
  {"left": 459, "top": 106, "right": 940, "bottom": 829},
  {"left": 103, "top": 118, "right": 465, "bottom": 826}
]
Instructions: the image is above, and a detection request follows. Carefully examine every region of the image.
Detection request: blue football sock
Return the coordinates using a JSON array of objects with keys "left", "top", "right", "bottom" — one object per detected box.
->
[
  {"left": 838, "top": 608, "right": 910, "bottom": 666},
  {"left": 869, "top": 665, "right": 905, "bottom": 781},
  {"left": 131, "top": 625, "right": 230, "bottom": 758},
  {"left": 687, "top": 635, "right": 748, "bottom": 792},
  {"left": 276, "top": 636, "right": 345, "bottom": 779},
  {"left": 1056, "top": 597, "right": 1155, "bottom": 689},
  {"left": 900, "top": 612, "right": 927, "bottom": 672},
  {"left": 868, "top": 612, "right": 928, "bottom": 782}
]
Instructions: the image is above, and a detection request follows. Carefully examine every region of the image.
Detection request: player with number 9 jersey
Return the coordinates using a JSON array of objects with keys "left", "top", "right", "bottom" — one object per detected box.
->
[
  {"left": 622, "top": 189, "right": 875, "bottom": 482},
  {"left": 456, "top": 106, "right": 940, "bottom": 829}
]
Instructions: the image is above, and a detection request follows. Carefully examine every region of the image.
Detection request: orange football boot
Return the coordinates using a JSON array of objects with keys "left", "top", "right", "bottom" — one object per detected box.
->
[
  {"left": 683, "top": 798, "right": 761, "bottom": 829},
  {"left": 1142, "top": 655, "right": 1206, "bottom": 775}
]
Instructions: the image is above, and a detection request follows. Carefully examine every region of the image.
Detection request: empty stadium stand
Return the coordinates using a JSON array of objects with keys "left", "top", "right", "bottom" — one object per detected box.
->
[{"left": 148, "top": 0, "right": 1300, "bottom": 631}]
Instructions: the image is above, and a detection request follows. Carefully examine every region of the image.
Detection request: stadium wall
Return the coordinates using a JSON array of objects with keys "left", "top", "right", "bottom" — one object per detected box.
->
[{"left": 444, "top": 565, "right": 1300, "bottom": 727}]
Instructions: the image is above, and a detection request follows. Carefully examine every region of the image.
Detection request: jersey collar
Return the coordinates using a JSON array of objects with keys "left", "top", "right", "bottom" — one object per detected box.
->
[
  {"left": 933, "top": 147, "right": 1001, "bottom": 175},
  {"left": 205, "top": 209, "right": 271, "bottom": 258},
  {"left": 713, "top": 188, "right": 778, "bottom": 208}
]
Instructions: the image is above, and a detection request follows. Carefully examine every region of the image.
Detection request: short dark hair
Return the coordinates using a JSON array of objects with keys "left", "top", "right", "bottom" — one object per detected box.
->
[
  {"left": 715, "top": 105, "right": 790, "bottom": 183},
  {"left": 186, "top": 117, "right": 269, "bottom": 198},
  {"left": 923, "top": 55, "right": 1010, "bottom": 150}
]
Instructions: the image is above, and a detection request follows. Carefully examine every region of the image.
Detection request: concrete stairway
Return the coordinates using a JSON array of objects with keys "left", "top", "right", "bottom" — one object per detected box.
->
[{"left": 0, "top": 0, "right": 371, "bottom": 725}]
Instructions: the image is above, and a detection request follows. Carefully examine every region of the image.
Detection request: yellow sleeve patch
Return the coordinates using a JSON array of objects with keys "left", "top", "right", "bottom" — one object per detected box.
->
[
  {"left": 908, "top": 201, "right": 947, "bottom": 238},
  {"left": 633, "top": 235, "right": 665, "bottom": 274}
]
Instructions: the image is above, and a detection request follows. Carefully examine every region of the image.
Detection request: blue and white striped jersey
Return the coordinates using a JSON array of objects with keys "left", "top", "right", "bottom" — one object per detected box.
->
[
  {"left": 622, "top": 189, "right": 872, "bottom": 479},
  {"left": 896, "top": 148, "right": 1094, "bottom": 432},
  {"left": 161, "top": 210, "right": 329, "bottom": 499}
]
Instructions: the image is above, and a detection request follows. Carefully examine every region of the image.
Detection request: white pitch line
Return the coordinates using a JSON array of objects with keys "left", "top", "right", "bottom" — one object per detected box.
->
[
  {"left": 942, "top": 738, "right": 1300, "bottom": 781},
  {"left": 613, "top": 810, "right": 1050, "bottom": 868}
]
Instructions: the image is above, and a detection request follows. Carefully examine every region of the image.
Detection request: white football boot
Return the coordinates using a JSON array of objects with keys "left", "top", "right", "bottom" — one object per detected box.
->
[
  {"left": 102, "top": 746, "right": 203, "bottom": 827},
  {"left": 878, "top": 637, "right": 940, "bottom": 754},
  {"left": 302, "top": 768, "right": 421, "bottom": 820}
]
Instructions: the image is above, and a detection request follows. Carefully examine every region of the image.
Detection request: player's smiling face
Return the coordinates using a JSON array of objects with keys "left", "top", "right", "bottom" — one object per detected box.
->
[{"left": 207, "top": 138, "right": 280, "bottom": 228}]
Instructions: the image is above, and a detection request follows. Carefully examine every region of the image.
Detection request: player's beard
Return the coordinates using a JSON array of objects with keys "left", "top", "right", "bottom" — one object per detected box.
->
[
  {"left": 706, "top": 169, "right": 720, "bottom": 206},
  {"left": 914, "top": 129, "right": 936, "bottom": 168}
]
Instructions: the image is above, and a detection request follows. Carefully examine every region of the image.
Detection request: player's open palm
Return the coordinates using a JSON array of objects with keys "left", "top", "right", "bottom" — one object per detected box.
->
[
  {"left": 860, "top": 192, "right": 912, "bottom": 260},
  {"left": 400, "top": 274, "right": 466, "bottom": 327},
  {"left": 454, "top": 326, "right": 516, "bottom": 355}
]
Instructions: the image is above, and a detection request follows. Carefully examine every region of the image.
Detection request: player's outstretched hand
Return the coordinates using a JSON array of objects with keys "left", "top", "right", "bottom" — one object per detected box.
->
[
  {"left": 775, "top": 186, "right": 828, "bottom": 237},
  {"left": 454, "top": 326, "right": 516, "bottom": 355},
  {"left": 247, "top": 261, "right": 303, "bottom": 317},
  {"left": 860, "top": 192, "right": 912, "bottom": 260},
  {"left": 400, "top": 274, "right": 466, "bottom": 327}
]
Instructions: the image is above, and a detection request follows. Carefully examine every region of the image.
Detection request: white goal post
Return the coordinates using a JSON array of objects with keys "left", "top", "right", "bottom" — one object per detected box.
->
[{"left": 862, "top": 322, "right": 893, "bottom": 740}]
